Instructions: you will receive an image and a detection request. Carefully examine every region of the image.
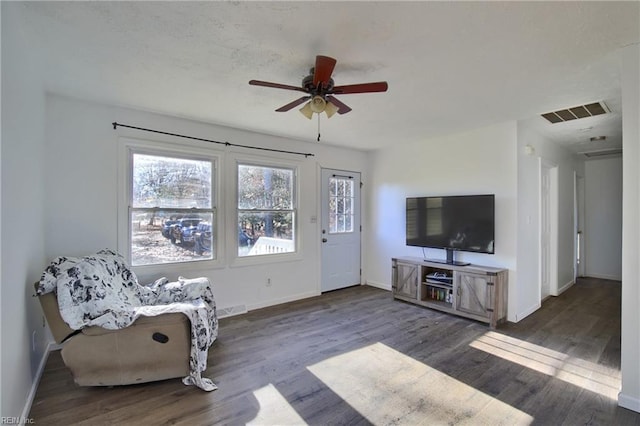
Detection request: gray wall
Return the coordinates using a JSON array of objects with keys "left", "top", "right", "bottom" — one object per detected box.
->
[
  {"left": 620, "top": 42, "right": 640, "bottom": 413},
  {"left": 584, "top": 157, "right": 623, "bottom": 280},
  {"left": 1, "top": 3, "right": 49, "bottom": 418}
]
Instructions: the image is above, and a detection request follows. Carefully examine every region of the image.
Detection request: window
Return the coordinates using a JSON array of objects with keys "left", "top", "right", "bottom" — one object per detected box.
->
[
  {"left": 129, "top": 152, "right": 216, "bottom": 266},
  {"left": 328, "top": 176, "right": 355, "bottom": 233},
  {"left": 237, "top": 163, "right": 296, "bottom": 257}
]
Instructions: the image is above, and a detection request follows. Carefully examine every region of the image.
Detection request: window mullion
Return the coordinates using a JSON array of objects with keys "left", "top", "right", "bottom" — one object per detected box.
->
[{"left": 131, "top": 207, "right": 215, "bottom": 213}]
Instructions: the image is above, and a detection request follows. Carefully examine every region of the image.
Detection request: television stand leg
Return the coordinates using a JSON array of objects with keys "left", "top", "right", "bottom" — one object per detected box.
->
[
  {"left": 445, "top": 249, "right": 470, "bottom": 266},
  {"left": 446, "top": 249, "right": 455, "bottom": 264}
]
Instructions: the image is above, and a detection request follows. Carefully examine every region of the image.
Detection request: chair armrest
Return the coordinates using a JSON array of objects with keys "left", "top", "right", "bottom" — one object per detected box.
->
[{"left": 34, "top": 282, "right": 76, "bottom": 344}]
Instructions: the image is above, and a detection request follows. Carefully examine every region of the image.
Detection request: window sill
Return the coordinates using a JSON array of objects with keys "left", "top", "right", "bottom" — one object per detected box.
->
[
  {"left": 229, "top": 251, "right": 303, "bottom": 268},
  {"left": 132, "top": 258, "right": 224, "bottom": 282}
]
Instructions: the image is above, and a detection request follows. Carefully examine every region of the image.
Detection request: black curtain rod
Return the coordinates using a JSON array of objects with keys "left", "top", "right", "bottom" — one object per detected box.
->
[{"left": 112, "top": 122, "right": 315, "bottom": 158}]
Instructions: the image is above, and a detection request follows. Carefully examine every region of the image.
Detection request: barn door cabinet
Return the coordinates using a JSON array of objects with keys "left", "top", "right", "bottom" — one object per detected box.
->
[
  {"left": 391, "top": 259, "right": 419, "bottom": 300},
  {"left": 391, "top": 257, "right": 508, "bottom": 328}
]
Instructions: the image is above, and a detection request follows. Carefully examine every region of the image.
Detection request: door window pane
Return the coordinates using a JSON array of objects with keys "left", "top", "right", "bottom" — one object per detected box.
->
[{"left": 329, "top": 177, "right": 354, "bottom": 234}]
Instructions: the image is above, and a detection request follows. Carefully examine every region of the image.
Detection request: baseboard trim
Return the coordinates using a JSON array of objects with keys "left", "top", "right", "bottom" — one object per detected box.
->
[
  {"left": 365, "top": 280, "right": 391, "bottom": 291},
  {"left": 584, "top": 273, "right": 622, "bottom": 281},
  {"left": 514, "top": 302, "right": 541, "bottom": 322},
  {"left": 619, "top": 392, "right": 640, "bottom": 413},
  {"left": 247, "top": 290, "right": 320, "bottom": 311},
  {"left": 555, "top": 280, "right": 575, "bottom": 296},
  {"left": 21, "top": 341, "right": 56, "bottom": 421}
]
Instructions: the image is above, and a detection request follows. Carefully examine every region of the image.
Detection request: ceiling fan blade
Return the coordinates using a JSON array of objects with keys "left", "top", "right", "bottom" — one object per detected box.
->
[
  {"left": 313, "top": 55, "right": 337, "bottom": 87},
  {"left": 249, "top": 80, "right": 307, "bottom": 93},
  {"left": 331, "top": 82, "right": 388, "bottom": 95},
  {"left": 275, "top": 96, "right": 311, "bottom": 112},
  {"left": 326, "top": 95, "right": 352, "bottom": 115}
]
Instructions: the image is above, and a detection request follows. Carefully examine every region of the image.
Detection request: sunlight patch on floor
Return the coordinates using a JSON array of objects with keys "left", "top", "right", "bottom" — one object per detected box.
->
[
  {"left": 307, "top": 342, "right": 533, "bottom": 425},
  {"left": 248, "top": 383, "right": 307, "bottom": 425},
  {"left": 470, "top": 331, "right": 620, "bottom": 400}
]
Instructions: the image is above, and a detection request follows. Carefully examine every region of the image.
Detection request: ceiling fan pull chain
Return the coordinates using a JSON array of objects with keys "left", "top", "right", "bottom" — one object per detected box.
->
[{"left": 317, "top": 114, "right": 321, "bottom": 142}]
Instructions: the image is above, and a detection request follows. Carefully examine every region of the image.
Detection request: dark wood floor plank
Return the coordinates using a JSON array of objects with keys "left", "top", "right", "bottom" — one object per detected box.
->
[{"left": 30, "top": 278, "right": 640, "bottom": 425}]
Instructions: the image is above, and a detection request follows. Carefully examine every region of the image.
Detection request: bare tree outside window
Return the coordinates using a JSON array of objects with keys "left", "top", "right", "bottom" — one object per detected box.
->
[{"left": 237, "top": 164, "right": 295, "bottom": 257}]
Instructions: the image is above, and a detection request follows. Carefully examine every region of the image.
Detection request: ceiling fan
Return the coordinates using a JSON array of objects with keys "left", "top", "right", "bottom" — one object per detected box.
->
[{"left": 249, "top": 55, "right": 388, "bottom": 119}]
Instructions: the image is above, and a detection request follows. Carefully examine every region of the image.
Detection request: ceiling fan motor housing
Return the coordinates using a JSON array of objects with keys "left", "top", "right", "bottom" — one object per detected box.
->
[{"left": 303, "top": 73, "right": 334, "bottom": 95}]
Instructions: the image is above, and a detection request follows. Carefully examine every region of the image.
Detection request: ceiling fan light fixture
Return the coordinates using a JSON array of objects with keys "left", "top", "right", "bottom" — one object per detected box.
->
[
  {"left": 299, "top": 102, "right": 314, "bottom": 119},
  {"left": 310, "top": 95, "right": 326, "bottom": 113},
  {"left": 324, "top": 101, "right": 339, "bottom": 118}
]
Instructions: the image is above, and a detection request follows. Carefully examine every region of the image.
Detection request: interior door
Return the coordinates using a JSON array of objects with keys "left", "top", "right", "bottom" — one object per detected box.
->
[
  {"left": 576, "top": 174, "right": 586, "bottom": 277},
  {"left": 541, "top": 163, "right": 551, "bottom": 299},
  {"left": 540, "top": 159, "right": 560, "bottom": 298},
  {"left": 321, "top": 168, "right": 361, "bottom": 292}
]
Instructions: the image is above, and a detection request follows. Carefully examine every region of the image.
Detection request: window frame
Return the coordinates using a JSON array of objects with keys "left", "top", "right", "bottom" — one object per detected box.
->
[
  {"left": 232, "top": 157, "right": 300, "bottom": 265},
  {"left": 118, "top": 138, "right": 223, "bottom": 275}
]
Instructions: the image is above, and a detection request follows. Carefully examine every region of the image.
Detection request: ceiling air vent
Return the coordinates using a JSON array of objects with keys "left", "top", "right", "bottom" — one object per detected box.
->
[
  {"left": 541, "top": 101, "right": 609, "bottom": 124},
  {"left": 580, "top": 149, "right": 622, "bottom": 158}
]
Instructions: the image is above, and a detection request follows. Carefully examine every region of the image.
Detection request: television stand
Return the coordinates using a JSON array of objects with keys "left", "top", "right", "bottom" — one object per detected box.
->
[{"left": 391, "top": 257, "right": 508, "bottom": 328}]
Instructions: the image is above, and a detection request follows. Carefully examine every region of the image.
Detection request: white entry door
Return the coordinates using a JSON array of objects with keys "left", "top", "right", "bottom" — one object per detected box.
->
[{"left": 321, "top": 168, "right": 361, "bottom": 292}]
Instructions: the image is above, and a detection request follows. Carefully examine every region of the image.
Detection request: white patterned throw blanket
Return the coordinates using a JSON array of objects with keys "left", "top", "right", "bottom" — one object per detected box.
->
[{"left": 37, "top": 249, "right": 218, "bottom": 391}]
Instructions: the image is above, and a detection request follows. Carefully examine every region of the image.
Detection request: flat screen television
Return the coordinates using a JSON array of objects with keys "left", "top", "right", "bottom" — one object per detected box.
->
[{"left": 406, "top": 194, "right": 495, "bottom": 265}]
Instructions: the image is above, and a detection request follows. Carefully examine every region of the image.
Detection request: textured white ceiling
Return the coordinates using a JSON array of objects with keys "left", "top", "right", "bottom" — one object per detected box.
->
[{"left": 9, "top": 1, "right": 640, "bottom": 152}]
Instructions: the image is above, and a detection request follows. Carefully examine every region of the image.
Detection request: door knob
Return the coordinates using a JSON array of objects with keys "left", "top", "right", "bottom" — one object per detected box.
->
[{"left": 322, "top": 238, "right": 328, "bottom": 243}]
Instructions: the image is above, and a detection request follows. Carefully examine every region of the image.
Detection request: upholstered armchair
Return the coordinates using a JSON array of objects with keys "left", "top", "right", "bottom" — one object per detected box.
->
[{"left": 36, "top": 282, "right": 191, "bottom": 386}]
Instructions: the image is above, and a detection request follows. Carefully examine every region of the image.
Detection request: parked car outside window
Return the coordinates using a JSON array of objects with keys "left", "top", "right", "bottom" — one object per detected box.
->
[
  {"left": 194, "top": 222, "right": 212, "bottom": 255},
  {"left": 170, "top": 218, "right": 202, "bottom": 245}
]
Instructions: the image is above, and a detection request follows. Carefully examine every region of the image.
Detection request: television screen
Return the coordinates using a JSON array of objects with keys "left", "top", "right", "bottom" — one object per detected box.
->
[{"left": 406, "top": 194, "right": 495, "bottom": 254}]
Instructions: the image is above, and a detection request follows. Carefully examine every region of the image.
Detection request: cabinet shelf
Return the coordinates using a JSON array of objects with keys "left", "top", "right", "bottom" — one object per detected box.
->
[
  {"left": 421, "top": 283, "right": 453, "bottom": 306},
  {"left": 423, "top": 280, "right": 453, "bottom": 289},
  {"left": 423, "top": 299, "right": 454, "bottom": 310},
  {"left": 392, "top": 257, "right": 508, "bottom": 328}
]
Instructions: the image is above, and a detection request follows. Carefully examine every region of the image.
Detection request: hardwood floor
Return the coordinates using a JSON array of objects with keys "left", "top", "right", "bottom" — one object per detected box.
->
[{"left": 30, "top": 278, "right": 640, "bottom": 425}]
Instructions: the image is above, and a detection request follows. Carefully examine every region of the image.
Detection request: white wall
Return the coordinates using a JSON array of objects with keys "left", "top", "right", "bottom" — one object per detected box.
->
[
  {"left": 1, "top": 3, "right": 50, "bottom": 419},
  {"left": 620, "top": 42, "right": 640, "bottom": 413},
  {"left": 364, "top": 122, "right": 519, "bottom": 321},
  {"left": 584, "top": 157, "right": 623, "bottom": 280},
  {"left": 44, "top": 94, "right": 370, "bottom": 313},
  {"left": 516, "top": 124, "right": 583, "bottom": 318}
]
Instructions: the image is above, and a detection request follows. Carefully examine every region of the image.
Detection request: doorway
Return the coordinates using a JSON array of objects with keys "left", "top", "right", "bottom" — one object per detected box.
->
[{"left": 320, "top": 168, "right": 361, "bottom": 292}]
